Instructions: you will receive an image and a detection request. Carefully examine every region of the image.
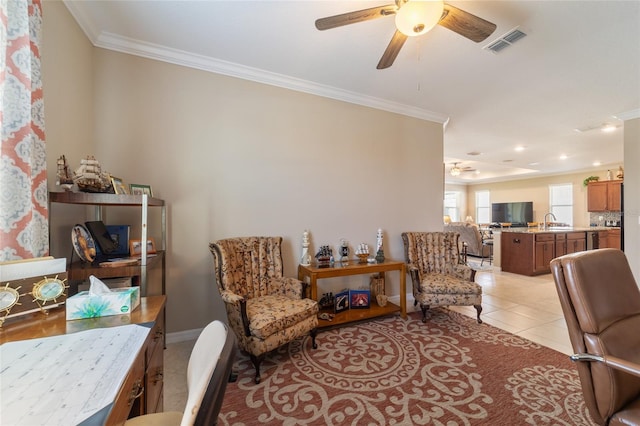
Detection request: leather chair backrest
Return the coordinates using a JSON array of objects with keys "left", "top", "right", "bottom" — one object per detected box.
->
[
  {"left": 211, "top": 236, "right": 284, "bottom": 299},
  {"left": 551, "top": 249, "right": 640, "bottom": 424},
  {"left": 402, "top": 232, "right": 461, "bottom": 277}
]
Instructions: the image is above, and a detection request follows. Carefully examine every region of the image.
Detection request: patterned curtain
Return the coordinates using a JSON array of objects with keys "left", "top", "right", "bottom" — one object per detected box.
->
[{"left": 0, "top": 0, "right": 48, "bottom": 261}]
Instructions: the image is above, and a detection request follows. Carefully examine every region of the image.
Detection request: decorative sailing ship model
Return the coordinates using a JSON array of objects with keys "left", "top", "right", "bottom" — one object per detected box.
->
[
  {"left": 56, "top": 155, "right": 74, "bottom": 191},
  {"left": 73, "top": 156, "right": 112, "bottom": 193}
]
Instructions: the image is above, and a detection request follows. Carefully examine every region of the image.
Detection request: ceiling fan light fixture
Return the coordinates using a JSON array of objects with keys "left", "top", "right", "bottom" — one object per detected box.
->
[
  {"left": 395, "top": 0, "right": 444, "bottom": 37},
  {"left": 450, "top": 165, "right": 461, "bottom": 176}
]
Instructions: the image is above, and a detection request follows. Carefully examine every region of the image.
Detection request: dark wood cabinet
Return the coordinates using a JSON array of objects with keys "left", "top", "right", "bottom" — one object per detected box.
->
[
  {"left": 587, "top": 180, "right": 622, "bottom": 212},
  {"left": 534, "top": 234, "right": 555, "bottom": 273},
  {"left": 555, "top": 234, "right": 566, "bottom": 258},
  {"left": 502, "top": 231, "right": 587, "bottom": 276}
]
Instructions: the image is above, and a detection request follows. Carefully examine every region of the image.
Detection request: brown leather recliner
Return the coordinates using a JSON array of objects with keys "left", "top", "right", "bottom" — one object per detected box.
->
[{"left": 550, "top": 249, "right": 640, "bottom": 426}]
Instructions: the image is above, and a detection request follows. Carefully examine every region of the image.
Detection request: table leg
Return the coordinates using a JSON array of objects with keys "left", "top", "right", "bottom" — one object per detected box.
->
[{"left": 399, "top": 264, "right": 407, "bottom": 319}]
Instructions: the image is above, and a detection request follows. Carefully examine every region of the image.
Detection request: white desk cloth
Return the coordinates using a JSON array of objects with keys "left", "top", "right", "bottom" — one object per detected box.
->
[{"left": 1, "top": 324, "right": 150, "bottom": 425}]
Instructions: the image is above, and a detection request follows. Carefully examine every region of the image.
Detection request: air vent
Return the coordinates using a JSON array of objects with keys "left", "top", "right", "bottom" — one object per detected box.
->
[{"left": 484, "top": 28, "right": 527, "bottom": 53}]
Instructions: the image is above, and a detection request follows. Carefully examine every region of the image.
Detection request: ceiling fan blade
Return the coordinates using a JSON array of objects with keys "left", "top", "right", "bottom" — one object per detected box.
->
[
  {"left": 377, "top": 30, "right": 408, "bottom": 69},
  {"left": 439, "top": 3, "right": 497, "bottom": 43},
  {"left": 315, "top": 4, "right": 397, "bottom": 31}
]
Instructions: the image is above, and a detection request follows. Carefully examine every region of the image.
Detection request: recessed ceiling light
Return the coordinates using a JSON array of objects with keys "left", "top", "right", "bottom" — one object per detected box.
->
[
  {"left": 467, "top": 151, "right": 482, "bottom": 156},
  {"left": 515, "top": 146, "right": 525, "bottom": 152},
  {"left": 560, "top": 154, "right": 568, "bottom": 160},
  {"left": 593, "top": 161, "right": 602, "bottom": 166},
  {"left": 601, "top": 124, "right": 617, "bottom": 133},
  {"left": 503, "top": 159, "right": 513, "bottom": 163},
  {"left": 528, "top": 162, "right": 540, "bottom": 166}
]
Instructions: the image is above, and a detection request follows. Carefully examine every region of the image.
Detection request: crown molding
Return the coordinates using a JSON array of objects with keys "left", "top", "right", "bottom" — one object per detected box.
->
[
  {"left": 62, "top": 0, "right": 449, "bottom": 126},
  {"left": 93, "top": 32, "right": 448, "bottom": 124}
]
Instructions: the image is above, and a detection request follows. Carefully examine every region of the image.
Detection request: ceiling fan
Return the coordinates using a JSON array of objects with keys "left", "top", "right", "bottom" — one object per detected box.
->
[
  {"left": 449, "top": 162, "right": 476, "bottom": 176},
  {"left": 315, "top": 0, "right": 497, "bottom": 69}
]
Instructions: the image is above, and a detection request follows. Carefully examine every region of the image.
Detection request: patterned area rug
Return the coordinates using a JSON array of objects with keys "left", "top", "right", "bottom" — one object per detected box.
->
[{"left": 218, "top": 309, "right": 595, "bottom": 425}]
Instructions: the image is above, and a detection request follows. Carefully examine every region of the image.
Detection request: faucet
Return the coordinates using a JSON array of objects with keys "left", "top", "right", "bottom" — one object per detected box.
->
[{"left": 543, "top": 212, "right": 557, "bottom": 230}]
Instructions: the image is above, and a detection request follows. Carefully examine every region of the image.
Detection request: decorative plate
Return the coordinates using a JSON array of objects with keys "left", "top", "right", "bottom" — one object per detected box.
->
[{"left": 72, "top": 224, "right": 97, "bottom": 262}]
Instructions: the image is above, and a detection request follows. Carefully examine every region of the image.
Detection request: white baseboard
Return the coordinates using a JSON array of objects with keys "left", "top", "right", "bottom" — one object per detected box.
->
[{"left": 166, "top": 328, "right": 202, "bottom": 344}]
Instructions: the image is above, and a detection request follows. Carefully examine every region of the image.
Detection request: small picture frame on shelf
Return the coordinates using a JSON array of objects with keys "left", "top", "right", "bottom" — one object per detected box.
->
[
  {"left": 350, "top": 289, "right": 370, "bottom": 309},
  {"left": 111, "top": 176, "right": 128, "bottom": 195},
  {"left": 129, "top": 237, "right": 157, "bottom": 256},
  {"left": 129, "top": 184, "right": 153, "bottom": 197},
  {"left": 334, "top": 290, "right": 349, "bottom": 313}
]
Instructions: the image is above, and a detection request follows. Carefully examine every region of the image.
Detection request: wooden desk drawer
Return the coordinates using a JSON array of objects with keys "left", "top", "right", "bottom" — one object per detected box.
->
[
  {"left": 144, "top": 307, "right": 165, "bottom": 414},
  {"left": 147, "top": 311, "right": 165, "bottom": 366},
  {"left": 107, "top": 349, "right": 145, "bottom": 425},
  {"left": 146, "top": 337, "right": 164, "bottom": 414}
]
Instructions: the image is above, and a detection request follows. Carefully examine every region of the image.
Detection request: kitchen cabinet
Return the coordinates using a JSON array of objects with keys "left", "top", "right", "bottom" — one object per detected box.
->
[
  {"left": 534, "top": 234, "right": 555, "bottom": 273},
  {"left": 569, "top": 233, "right": 587, "bottom": 253},
  {"left": 603, "top": 229, "right": 621, "bottom": 249},
  {"left": 502, "top": 230, "right": 587, "bottom": 276},
  {"left": 588, "top": 181, "right": 622, "bottom": 212}
]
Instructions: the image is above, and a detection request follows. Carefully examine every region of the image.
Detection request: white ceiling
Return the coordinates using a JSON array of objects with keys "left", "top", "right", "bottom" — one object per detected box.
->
[{"left": 63, "top": 0, "right": 640, "bottom": 183}]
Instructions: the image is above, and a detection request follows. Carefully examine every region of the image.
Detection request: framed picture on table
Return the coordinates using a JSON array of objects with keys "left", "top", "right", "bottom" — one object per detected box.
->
[
  {"left": 111, "top": 176, "right": 128, "bottom": 195},
  {"left": 129, "top": 238, "right": 157, "bottom": 256},
  {"left": 349, "top": 289, "right": 370, "bottom": 309},
  {"left": 129, "top": 184, "right": 153, "bottom": 197}
]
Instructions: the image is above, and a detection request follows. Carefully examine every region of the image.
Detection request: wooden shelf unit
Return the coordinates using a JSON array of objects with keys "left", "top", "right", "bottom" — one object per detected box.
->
[{"left": 49, "top": 191, "right": 166, "bottom": 296}]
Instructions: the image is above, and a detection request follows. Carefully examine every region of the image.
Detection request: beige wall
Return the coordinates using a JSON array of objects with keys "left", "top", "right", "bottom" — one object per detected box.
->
[
  {"left": 42, "top": 2, "right": 444, "bottom": 334},
  {"left": 623, "top": 118, "right": 639, "bottom": 279}
]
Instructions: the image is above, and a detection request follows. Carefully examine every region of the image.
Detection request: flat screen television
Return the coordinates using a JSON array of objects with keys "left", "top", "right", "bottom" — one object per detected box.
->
[{"left": 491, "top": 202, "right": 533, "bottom": 226}]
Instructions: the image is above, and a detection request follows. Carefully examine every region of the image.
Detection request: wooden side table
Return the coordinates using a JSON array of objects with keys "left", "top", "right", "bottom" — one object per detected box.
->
[{"left": 298, "top": 260, "right": 406, "bottom": 328}]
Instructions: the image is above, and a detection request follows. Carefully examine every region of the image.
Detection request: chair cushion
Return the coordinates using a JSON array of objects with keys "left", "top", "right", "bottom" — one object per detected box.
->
[
  {"left": 415, "top": 273, "right": 482, "bottom": 307},
  {"left": 247, "top": 295, "right": 319, "bottom": 340},
  {"left": 420, "top": 273, "right": 482, "bottom": 295}
]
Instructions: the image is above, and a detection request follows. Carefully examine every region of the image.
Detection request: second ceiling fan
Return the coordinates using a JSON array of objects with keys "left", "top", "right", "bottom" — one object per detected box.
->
[{"left": 315, "top": 0, "right": 497, "bottom": 69}]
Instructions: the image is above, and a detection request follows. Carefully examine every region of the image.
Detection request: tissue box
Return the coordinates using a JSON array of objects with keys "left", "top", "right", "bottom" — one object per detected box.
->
[{"left": 66, "top": 287, "right": 140, "bottom": 320}]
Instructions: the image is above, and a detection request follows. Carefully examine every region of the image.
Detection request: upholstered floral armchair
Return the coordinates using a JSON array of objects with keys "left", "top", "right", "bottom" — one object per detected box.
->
[
  {"left": 209, "top": 236, "right": 318, "bottom": 383},
  {"left": 401, "top": 232, "right": 483, "bottom": 323}
]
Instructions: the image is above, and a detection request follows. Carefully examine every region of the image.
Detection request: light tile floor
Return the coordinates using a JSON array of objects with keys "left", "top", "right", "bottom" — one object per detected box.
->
[
  {"left": 162, "top": 263, "right": 574, "bottom": 411},
  {"left": 446, "top": 262, "right": 573, "bottom": 356}
]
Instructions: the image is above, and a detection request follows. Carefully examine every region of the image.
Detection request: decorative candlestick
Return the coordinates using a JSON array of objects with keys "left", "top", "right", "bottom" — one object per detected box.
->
[
  {"left": 300, "top": 230, "right": 312, "bottom": 266},
  {"left": 375, "top": 228, "right": 385, "bottom": 263},
  {"left": 339, "top": 238, "right": 349, "bottom": 264}
]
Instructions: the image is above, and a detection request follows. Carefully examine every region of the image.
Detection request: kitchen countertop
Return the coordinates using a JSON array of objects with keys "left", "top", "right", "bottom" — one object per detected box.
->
[{"left": 497, "top": 227, "right": 620, "bottom": 234}]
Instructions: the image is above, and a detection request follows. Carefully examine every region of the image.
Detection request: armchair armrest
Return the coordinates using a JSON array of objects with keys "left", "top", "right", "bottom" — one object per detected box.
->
[
  {"left": 406, "top": 264, "right": 422, "bottom": 294},
  {"left": 571, "top": 353, "right": 640, "bottom": 378},
  {"left": 219, "top": 289, "right": 244, "bottom": 305},
  {"left": 448, "top": 264, "right": 477, "bottom": 282},
  {"left": 218, "top": 289, "right": 251, "bottom": 337}
]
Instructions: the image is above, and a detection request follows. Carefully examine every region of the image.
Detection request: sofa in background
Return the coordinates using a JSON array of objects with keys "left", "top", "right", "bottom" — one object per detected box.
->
[{"left": 444, "top": 222, "right": 492, "bottom": 258}]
